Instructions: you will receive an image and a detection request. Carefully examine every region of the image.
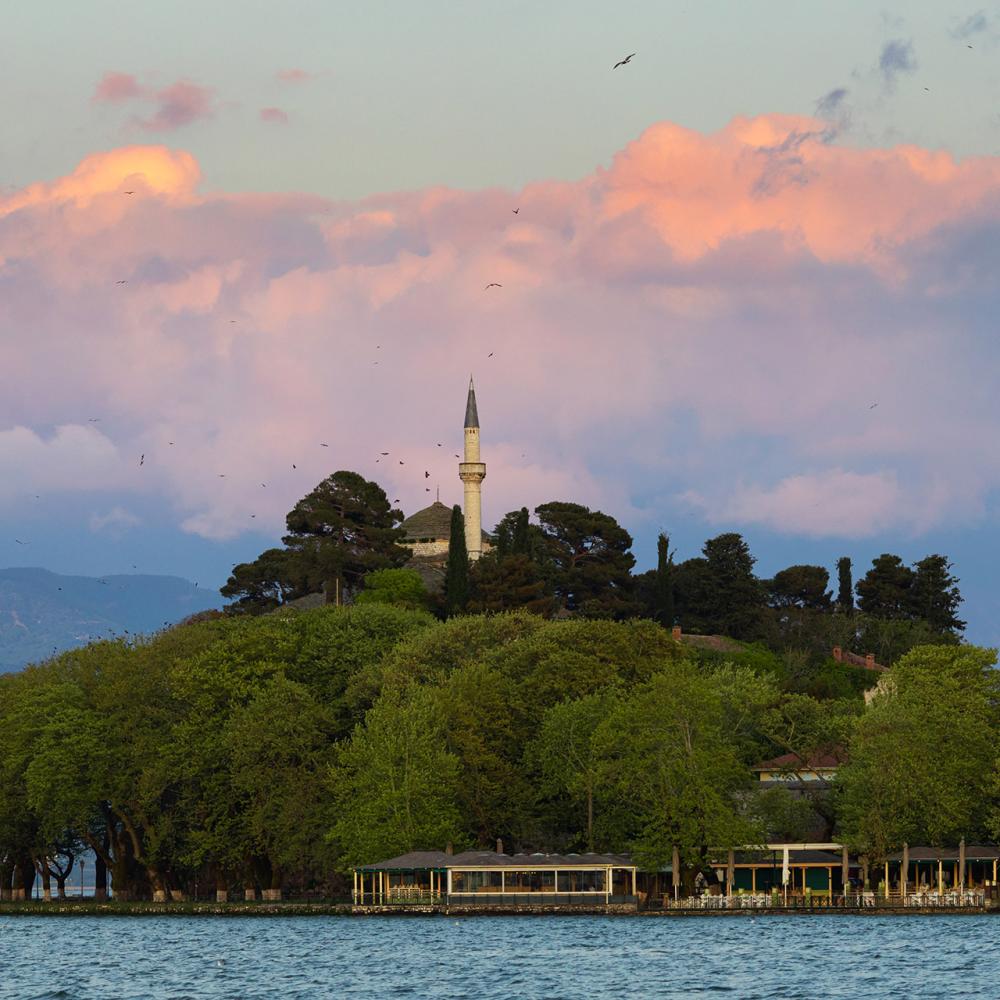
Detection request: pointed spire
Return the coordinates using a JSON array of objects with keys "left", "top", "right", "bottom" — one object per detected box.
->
[{"left": 464, "top": 375, "right": 479, "bottom": 429}]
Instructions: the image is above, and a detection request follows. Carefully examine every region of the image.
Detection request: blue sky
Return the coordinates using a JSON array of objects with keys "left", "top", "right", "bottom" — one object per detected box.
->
[{"left": 2, "top": 1, "right": 999, "bottom": 645}]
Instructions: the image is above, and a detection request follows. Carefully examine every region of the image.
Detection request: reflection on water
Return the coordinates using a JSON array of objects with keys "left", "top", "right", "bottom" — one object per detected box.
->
[{"left": 0, "top": 914, "right": 996, "bottom": 999}]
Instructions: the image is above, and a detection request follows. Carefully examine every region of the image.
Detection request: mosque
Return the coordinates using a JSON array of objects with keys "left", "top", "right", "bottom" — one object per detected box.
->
[{"left": 399, "top": 378, "right": 490, "bottom": 587}]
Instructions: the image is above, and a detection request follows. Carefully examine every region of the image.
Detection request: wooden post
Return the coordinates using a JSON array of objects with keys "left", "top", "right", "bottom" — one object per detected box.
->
[
  {"left": 751, "top": 867, "right": 756, "bottom": 894},
  {"left": 672, "top": 846, "right": 680, "bottom": 902},
  {"left": 938, "top": 860, "right": 943, "bottom": 896},
  {"left": 901, "top": 843, "right": 909, "bottom": 899},
  {"left": 727, "top": 849, "right": 735, "bottom": 898},
  {"left": 631, "top": 867, "right": 637, "bottom": 897},
  {"left": 884, "top": 861, "right": 889, "bottom": 898},
  {"left": 959, "top": 839, "right": 966, "bottom": 892},
  {"left": 841, "top": 847, "right": 849, "bottom": 901},
  {"left": 353, "top": 869, "right": 358, "bottom": 904}
]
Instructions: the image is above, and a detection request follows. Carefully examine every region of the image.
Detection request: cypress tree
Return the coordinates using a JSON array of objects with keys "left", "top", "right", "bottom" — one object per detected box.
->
[
  {"left": 837, "top": 557, "right": 853, "bottom": 613},
  {"left": 444, "top": 504, "right": 469, "bottom": 615},
  {"left": 512, "top": 507, "right": 530, "bottom": 556},
  {"left": 654, "top": 532, "right": 675, "bottom": 627}
]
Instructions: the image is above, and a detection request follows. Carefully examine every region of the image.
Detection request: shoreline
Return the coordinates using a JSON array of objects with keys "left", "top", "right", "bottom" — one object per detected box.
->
[{"left": 1, "top": 900, "right": 997, "bottom": 918}]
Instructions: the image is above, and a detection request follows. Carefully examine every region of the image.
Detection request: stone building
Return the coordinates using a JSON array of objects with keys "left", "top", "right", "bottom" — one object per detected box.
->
[{"left": 399, "top": 378, "right": 489, "bottom": 589}]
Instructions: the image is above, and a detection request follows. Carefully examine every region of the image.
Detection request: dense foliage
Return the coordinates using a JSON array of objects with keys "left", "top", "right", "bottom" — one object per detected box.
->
[
  {"left": 2, "top": 602, "right": 996, "bottom": 901},
  {"left": 4, "top": 473, "right": 988, "bottom": 901}
]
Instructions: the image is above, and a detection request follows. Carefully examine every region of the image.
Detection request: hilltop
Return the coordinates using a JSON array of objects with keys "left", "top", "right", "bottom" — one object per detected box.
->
[{"left": 0, "top": 567, "right": 222, "bottom": 672}]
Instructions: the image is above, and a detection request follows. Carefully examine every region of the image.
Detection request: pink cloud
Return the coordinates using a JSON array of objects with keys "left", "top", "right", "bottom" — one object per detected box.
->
[
  {"left": 93, "top": 71, "right": 143, "bottom": 103},
  {"left": 91, "top": 73, "right": 216, "bottom": 132},
  {"left": 134, "top": 81, "right": 215, "bottom": 132},
  {"left": 4, "top": 116, "right": 1000, "bottom": 542},
  {"left": 276, "top": 69, "right": 310, "bottom": 83},
  {"left": 259, "top": 107, "right": 289, "bottom": 125}
]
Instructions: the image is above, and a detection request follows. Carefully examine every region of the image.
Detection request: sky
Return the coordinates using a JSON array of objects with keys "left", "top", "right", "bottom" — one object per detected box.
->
[{"left": 2, "top": 1, "right": 1000, "bottom": 645}]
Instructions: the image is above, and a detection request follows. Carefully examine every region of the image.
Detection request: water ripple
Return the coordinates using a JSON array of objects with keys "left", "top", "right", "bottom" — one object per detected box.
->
[{"left": 0, "top": 914, "right": 997, "bottom": 998}]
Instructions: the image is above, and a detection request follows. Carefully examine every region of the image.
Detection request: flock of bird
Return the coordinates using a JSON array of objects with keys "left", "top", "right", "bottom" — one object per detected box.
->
[{"left": 14, "top": 52, "right": 645, "bottom": 650}]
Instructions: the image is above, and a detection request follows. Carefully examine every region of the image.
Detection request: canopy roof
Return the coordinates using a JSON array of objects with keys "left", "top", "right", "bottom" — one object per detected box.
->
[
  {"left": 885, "top": 845, "right": 1000, "bottom": 862},
  {"left": 360, "top": 850, "right": 635, "bottom": 871}
]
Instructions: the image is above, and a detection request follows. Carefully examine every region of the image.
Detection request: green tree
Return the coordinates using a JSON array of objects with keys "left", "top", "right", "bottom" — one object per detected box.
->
[
  {"left": 672, "top": 557, "right": 713, "bottom": 634},
  {"left": 700, "top": 533, "right": 765, "bottom": 639},
  {"left": 330, "top": 689, "right": 465, "bottom": 866},
  {"left": 355, "top": 568, "right": 428, "bottom": 610},
  {"left": 597, "top": 665, "right": 760, "bottom": 875},
  {"left": 284, "top": 471, "right": 409, "bottom": 604},
  {"left": 534, "top": 502, "right": 637, "bottom": 618},
  {"left": 909, "top": 555, "right": 965, "bottom": 636},
  {"left": 855, "top": 554, "right": 914, "bottom": 620},
  {"left": 220, "top": 548, "right": 296, "bottom": 614},
  {"left": 529, "top": 691, "right": 619, "bottom": 851},
  {"left": 653, "top": 533, "right": 675, "bottom": 627},
  {"left": 224, "top": 675, "right": 337, "bottom": 897},
  {"left": 837, "top": 557, "right": 854, "bottom": 613},
  {"left": 444, "top": 504, "right": 469, "bottom": 616},
  {"left": 837, "top": 645, "right": 1000, "bottom": 859},
  {"left": 468, "top": 553, "right": 556, "bottom": 616},
  {"left": 767, "top": 565, "right": 832, "bottom": 610}
]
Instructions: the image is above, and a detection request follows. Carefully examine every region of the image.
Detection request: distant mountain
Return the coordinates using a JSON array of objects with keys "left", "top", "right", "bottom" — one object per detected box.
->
[{"left": 0, "top": 567, "right": 223, "bottom": 672}]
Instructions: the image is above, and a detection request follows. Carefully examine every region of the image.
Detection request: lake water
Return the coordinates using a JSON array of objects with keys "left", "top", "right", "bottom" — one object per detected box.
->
[{"left": 0, "top": 914, "right": 996, "bottom": 999}]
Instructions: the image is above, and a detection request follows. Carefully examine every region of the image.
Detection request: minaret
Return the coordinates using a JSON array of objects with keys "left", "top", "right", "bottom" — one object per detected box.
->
[{"left": 459, "top": 376, "right": 486, "bottom": 561}]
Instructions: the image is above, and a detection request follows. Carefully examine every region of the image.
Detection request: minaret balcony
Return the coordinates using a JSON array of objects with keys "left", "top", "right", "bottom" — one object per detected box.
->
[{"left": 459, "top": 462, "right": 486, "bottom": 482}]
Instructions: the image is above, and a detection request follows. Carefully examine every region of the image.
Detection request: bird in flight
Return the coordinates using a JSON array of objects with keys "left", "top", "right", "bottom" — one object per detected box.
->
[
  {"left": 512, "top": 208, "right": 519, "bottom": 214},
  {"left": 320, "top": 443, "right": 329, "bottom": 447},
  {"left": 250, "top": 514, "right": 256, "bottom": 518},
  {"left": 485, "top": 283, "right": 502, "bottom": 290},
  {"left": 399, "top": 460, "right": 405, "bottom": 465},
  {"left": 14, "top": 539, "right": 27, "bottom": 545},
  {"left": 613, "top": 53, "right": 635, "bottom": 69},
  {"left": 488, "top": 352, "right": 494, "bottom": 358},
  {"left": 88, "top": 417, "right": 100, "bottom": 422},
  {"left": 292, "top": 463, "right": 296, "bottom": 469},
  {"left": 381, "top": 452, "right": 389, "bottom": 456},
  {"left": 218, "top": 474, "right": 226, "bottom": 478},
  {"left": 454, "top": 454, "right": 460, "bottom": 459},
  {"left": 124, "top": 191, "right": 134, "bottom": 195},
  {"left": 116, "top": 280, "right": 127, "bottom": 285},
  {"left": 437, "top": 443, "right": 442, "bottom": 447},
  {"left": 869, "top": 402, "right": 879, "bottom": 410},
  {"left": 139, "top": 454, "right": 144, "bottom": 467},
  {"left": 425, "top": 471, "right": 430, "bottom": 478}
]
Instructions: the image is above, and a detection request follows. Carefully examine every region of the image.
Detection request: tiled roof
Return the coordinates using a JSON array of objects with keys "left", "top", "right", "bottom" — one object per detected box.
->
[
  {"left": 401, "top": 501, "right": 454, "bottom": 540},
  {"left": 752, "top": 748, "right": 846, "bottom": 772}
]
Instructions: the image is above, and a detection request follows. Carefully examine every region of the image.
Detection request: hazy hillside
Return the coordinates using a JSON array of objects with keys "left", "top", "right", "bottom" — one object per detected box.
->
[{"left": 0, "top": 567, "right": 223, "bottom": 672}]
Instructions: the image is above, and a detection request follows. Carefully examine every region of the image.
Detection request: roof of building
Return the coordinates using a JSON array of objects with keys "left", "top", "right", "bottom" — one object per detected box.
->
[
  {"left": 751, "top": 748, "right": 846, "bottom": 772},
  {"left": 359, "top": 850, "right": 454, "bottom": 871},
  {"left": 725, "top": 849, "right": 845, "bottom": 866},
  {"left": 464, "top": 377, "right": 479, "bottom": 429},
  {"left": 360, "top": 850, "right": 635, "bottom": 871},
  {"left": 884, "top": 845, "right": 1000, "bottom": 862},
  {"left": 401, "top": 501, "right": 454, "bottom": 541}
]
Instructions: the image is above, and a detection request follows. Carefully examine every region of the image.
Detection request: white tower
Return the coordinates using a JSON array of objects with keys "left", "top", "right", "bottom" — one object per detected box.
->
[{"left": 459, "top": 377, "right": 486, "bottom": 561}]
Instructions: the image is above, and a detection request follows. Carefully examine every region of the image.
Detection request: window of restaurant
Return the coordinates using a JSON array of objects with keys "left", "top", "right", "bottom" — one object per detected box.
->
[
  {"left": 504, "top": 870, "right": 556, "bottom": 893},
  {"left": 558, "top": 870, "right": 606, "bottom": 892},
  {"left": 451, "top": 870, "right": 503, "bottom": 893}
]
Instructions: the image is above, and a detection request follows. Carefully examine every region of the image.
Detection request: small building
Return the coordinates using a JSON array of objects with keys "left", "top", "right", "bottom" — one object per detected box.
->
[
  {"left": 884, "top": 844, "right": 1000, "bottom": 896},
  {"left": 751, "top": 749, "right": 845, "bottom": 786},
  {"left": 354, "top": 850, "right": 638, "bottom": 909}
]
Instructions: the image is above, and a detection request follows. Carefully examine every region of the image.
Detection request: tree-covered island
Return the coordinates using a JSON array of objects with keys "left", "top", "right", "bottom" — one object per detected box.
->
[{"left": 1, "top": 470, "right": 995, "bottom": 904}]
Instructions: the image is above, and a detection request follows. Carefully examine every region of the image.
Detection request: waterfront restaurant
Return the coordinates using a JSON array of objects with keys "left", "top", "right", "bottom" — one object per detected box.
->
[
  {"left": 710, "top": 846, "right": 854, "bottom": 898},
  {"left": 354, "top": 850, "right": 638, "bottom": 908},
  {"left": 883, "top": 844, "right": 1000, "bottom": 898}
]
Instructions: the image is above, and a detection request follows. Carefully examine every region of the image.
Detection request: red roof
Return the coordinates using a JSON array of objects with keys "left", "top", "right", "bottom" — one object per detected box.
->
[{"left": 752, "top": 748, "right": 846, "bottom": 772}]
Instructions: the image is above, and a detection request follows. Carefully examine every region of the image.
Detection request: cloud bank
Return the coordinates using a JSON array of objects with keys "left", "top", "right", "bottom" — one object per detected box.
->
[{"left": 2, "top": 115, "right": 1000, "bottom": 544}]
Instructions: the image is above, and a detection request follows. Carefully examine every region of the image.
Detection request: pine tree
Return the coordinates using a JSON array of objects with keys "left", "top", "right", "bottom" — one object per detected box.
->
[
  {"left": 444, "top": 504, "right": 469, "bottom": 616},
  {"left": 654, "top": 532, "right": 675, "bottom": 627},
  {"left": 836, "top": 557, "right": 853, "bottom": 613}
]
